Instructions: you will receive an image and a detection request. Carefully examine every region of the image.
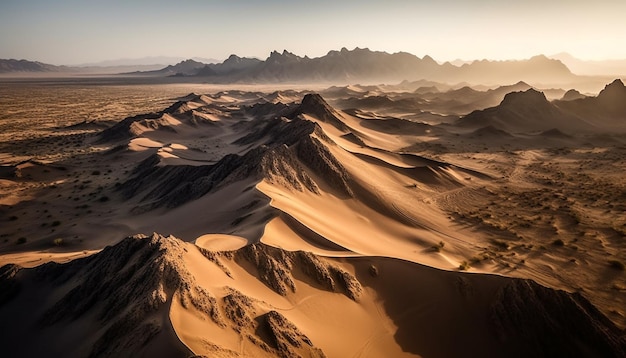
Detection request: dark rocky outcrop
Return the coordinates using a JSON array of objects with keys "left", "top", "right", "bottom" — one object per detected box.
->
[
  {"left": 258, "top": 311, "right": 326, "bottom": 358},
  {"left": 0, "top": 264, "right": 21, "bottom": 306},
  {"left": 295, "top": 135, "right": 353, "bottom": 197},
  {"left": 289, "top": 94, "right": 349, "bottom": 131},
  {"left": 459, "top": 89, "right": 593, "bottom": 133},
  {"left": 235, "top": 243, "right": 362, "bottom": 301},
  {"left": 597, "top": 79, "right": 626, "bottom": 105},
  {"left": 555, "top": 79, "right": 626, "bottom": 131},
  {"left": 490, "top": 279, "right": 626, "bottom": 358}
]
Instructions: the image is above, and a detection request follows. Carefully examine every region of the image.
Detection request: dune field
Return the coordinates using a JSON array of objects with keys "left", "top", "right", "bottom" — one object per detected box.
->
[{"left": 0, "top": 78, "right": 625, "bottom": 357}]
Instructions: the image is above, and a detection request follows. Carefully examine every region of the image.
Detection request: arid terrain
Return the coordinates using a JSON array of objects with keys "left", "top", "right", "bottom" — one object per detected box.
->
[{"left": 0, "top": 77, "right": 625, "bottom": 357}]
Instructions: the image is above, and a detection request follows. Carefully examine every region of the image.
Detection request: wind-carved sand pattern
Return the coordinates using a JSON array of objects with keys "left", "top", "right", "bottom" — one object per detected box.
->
[{"left": 0, "top": 79, "right": 625, "bottom": 357}]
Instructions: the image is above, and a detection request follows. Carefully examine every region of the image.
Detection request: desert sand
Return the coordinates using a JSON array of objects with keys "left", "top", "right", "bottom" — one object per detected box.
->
[{"left": 0, "top": 77, "right": 625, "bottom": 357}]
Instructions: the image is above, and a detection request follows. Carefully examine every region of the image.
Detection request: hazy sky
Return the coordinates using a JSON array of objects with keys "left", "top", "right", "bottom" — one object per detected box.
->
[{"left": 1, "top": 0, "right": 625, "bottom": 65}]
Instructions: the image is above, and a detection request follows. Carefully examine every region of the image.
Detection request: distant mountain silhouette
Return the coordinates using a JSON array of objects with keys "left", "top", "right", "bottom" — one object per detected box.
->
[
  {"left": 75, "top": 56, "right": 219, "bottom": 67},
  {"left": 135, "top": 48, "right": 576, "bottom": 84},
  {"left": 560, "top": 89, "right": 586, "bottom": 101},
  {"left": 3, "top": 49, "right": 578, "bottom": 84},
  {"left": 0, "top": 59, "right": 67, "bottom": 73},
  {"left": 3, "top": 48, "right": 583, "bottom": 85},
  {"left": 141, "top": 59, "right": 207, "bottom": 76},
  {"left": 413, "top": 85, "right": 441, "bottom": 94},
  {"left": 549, "top": 53, "right": 626, "bottom": 76},
  {"left": 453, "top": 55, "right": 573, "bottom": 84},
  {"left": 196, "top": 55, "right": 262, "bottom": 76},
  {"left": 0, "top": 57, "right": 222, "bottom": 75}
]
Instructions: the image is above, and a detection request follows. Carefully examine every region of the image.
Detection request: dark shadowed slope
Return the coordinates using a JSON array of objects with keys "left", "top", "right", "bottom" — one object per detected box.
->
[
  {"left": 458, "top": 88, "right": 594, "bottom": 133},
  {"left": 556, "top": 79, "right": 626, "bottom": 131}
]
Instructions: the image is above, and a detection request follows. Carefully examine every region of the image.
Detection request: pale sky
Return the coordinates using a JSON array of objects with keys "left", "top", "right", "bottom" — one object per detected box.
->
[{"left": 1, "top": 0, "right": 625, "bottom": 65}]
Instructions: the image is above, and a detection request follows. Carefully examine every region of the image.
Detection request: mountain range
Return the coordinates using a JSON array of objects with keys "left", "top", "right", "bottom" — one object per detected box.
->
[
  {"left": 0, "top": 47, "right": 593, "bottom": 85},
  {"left": 0, "top": 59, "right": 69, "bottom": 73},
  {"left": 137, "top": 48, "right": 575, "bottom": 85},
  {"left": 0, "top": 57, "right": 220, "bottom": 75}
]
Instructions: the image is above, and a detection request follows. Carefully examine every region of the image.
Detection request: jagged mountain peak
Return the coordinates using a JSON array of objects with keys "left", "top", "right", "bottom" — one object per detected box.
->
[
  {"left": 268, "top": 50, "right": 287, "bottom": 57},
  {"left": 422, "top": 54, "right": 437, "bottom": 63},
  {"left": 301, "top": 93, "right": 331, "bottom": 108},
  {"left": 179, "top": 59, "right": 201, "bottom": 65},
  {"left": 605, "top": 78, "right": 624, "bottom": 88},
  {"left": 598, "top": 78, "right": 626, "bottom": 99},
  {"left": 224, "top": 54, "right": 243, "bottom": 63},
  {"left": 529, "top": 54, "right": 573, "bottom": 72},
  {"left": 266, "top": 49, "right": 301, "bottom": 63},
  {"left": 160, "top": 59, "right": 207, "bottom": 75},
  {"left": 326, "top": 47, "right": 376, "bottom": 57},
  {"left": 500, "top": 88, "right": 549, "bottom": 107},
  {"left": 593, "top": 78, "right": 626, "bottom": 114},
  {"left": 292, "top": 93, "right": 347, "bottom": 130},
  {"left": 561, "top": 89, "right": 586, "bottom": 101},
  {"left": 167, "top": 59, "right": 204, "bottom": 68}
]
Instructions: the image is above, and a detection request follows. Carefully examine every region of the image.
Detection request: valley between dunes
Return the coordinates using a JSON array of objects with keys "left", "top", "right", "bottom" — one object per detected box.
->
[{"left": 0, "top": 79, "right": 625, "bottom": 357}]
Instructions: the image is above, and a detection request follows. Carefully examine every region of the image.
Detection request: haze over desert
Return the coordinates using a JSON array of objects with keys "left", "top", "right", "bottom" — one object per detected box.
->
[{"left": 1, "top": 1, "right": 626, "bottom": 357}]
